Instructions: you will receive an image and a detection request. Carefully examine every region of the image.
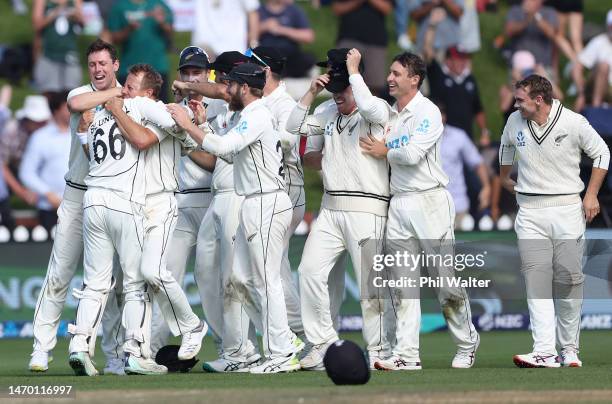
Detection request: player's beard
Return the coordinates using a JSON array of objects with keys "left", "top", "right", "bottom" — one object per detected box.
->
[{"left": 229, "top": 90, "right": 244, "bottom": 111}]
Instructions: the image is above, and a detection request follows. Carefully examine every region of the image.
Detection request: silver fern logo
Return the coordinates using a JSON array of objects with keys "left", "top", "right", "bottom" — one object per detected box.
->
[{"left": 554, "top": 134, "right": 568, "bottom": 146}]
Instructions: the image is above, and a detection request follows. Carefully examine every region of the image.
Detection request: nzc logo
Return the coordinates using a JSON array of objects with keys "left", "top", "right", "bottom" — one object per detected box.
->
[{"left": 516, "top": 131, "right": 526, "bottom": 147}]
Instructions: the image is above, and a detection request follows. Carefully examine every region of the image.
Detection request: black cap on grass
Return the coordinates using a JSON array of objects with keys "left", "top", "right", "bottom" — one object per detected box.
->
[
  {"left": 323, "top": 340, "right": 370, "bottom": 385},
  {"left": 155, "top": 345, "right": 198, "bottom": 373}
]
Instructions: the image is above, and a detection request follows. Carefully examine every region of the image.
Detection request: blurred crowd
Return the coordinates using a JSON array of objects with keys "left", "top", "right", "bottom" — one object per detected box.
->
[{"left": 0, "top": 0, "right": 611, "bottom": 234}]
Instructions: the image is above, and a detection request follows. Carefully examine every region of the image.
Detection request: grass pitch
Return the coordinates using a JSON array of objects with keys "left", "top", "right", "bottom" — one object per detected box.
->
[{"left": 1, "top": 331, "right": 611, "bottom": 403}]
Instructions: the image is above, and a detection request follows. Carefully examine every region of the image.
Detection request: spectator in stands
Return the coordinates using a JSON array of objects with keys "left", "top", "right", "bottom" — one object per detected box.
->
[
  {"left": 395, "top": 0, "right": 415, "bottom": 51},
  {"left": 459, "top": 0, "right": 480, "bottom": 53},
  {"left": 0, "top": 154, "right": 13, "bottom": 230},
  {"left": 258, "top": 0, "right": 316, "bottom": 77},
  {"left": 0, "top": 95, "right": 50, "bottom": 210},
  {"left": 504, "top": 0, "right": 558, "bottom": 72},
  {"left": 19, "top": 92, "right": 70, "bottom": 232},
  {"left": 192, "top": 0, "right": 260, "bottom": 58},
  {"left": 32, "top": 0, "right": 84, "bottom": 94},
  {"left": 408, "top": 0, "right": 463, "bottom": 55},
  {"left": 93, "top": 0, "right": 118, "bottom": 42},
  {"left": 547, "top": 0, "right": 584, "bottom": 74},
  {"left": 108, "top": 0, "right": 173, "bottom": 101},
  {"left": 439, "top": 102, "right": 491, "bottom": 229},
  {"left": 332, "top": 0, "right": 393, "bottom": 98},
  {"left": 572, "top": 10, "right": 612, "bottom": 112},
  {"left": 499, "top": 50, "right": 563, "bottom": 123},
  {"left": 423, "top": 11, "right": 490, "bottom": 145}
]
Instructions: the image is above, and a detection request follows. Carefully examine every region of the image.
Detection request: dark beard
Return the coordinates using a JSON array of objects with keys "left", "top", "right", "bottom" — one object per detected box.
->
[{"left": 229, "top": 92, "right": 244, "bottom": 111}]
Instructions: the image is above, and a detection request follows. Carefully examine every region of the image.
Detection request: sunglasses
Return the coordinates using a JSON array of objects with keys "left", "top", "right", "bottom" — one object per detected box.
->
[
  {"left": 180, "top": 46, "right": 209, "bottom": 60},
  {"left": 244, "top": 48, "right": 269, "bottom": 68}
]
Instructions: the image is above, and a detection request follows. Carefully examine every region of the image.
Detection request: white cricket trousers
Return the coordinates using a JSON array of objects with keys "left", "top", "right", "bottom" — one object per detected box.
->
[
  {"left": 231, "top": 191, "right": 295, "bottom": 360},
  {"left": 299, "top": 208, "right": 388, "bottom": 354},
  {"left": 386, "top": 189, "right": 479, "bottom": 361},
  {"left": 69, "top": 189, "right": 145, "bottom": 356},
  {"left": 151, "top": 203, "right": 208, "bottom": 354},
  {"left": 141, "top": 193, "right": 201, "bottom": 336},
  {"left": 283, "top": 185, "right": 306, "bottom": 336},
  {"left": 32, "top": 186, "right": 122, "bottom": 361},
  {"left": 194, "top": 190, "right": 258, "bottom": 361},
  {"left": 32, "top": 186, "right": 85, "bottom": 353},
  {"left": 515, "top": 200, "right": 585, "bottom": 355}
]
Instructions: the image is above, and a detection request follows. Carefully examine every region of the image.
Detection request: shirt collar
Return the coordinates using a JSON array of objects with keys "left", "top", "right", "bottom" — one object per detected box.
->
[
  {"left": 263, "top": 82, "right": 286, "bottom": 102},
  {"left": 441, "top": 63, "right": 470, "bottom": 84},
  {"left": 531, "top": 99, "right": 561, "bottom": 128},
  {"left": 242, "top": 98, "right": 263, "bottom": 113},
  {"left": 393, "top": 91, "right": 425, "bottom": 114}
]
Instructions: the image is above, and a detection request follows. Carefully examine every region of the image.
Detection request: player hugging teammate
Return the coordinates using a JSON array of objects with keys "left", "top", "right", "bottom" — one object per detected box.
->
[{"left": 28, "top": 38, "right": 608, "bottom": 376}]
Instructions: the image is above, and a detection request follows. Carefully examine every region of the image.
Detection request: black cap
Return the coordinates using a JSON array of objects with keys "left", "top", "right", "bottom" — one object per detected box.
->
[
  {"left": 220, "top": 63, "right": 266, "bottom": 89},
  {"left": 155, "top": 345, "right": 198, "bottom": 373},
  {"left": 316, "top": 48, "right": 364, "bottom": 93},
  {"left": 210, "top": 51, "right": 251, "bottom": 74},
  {"left": 249, "top": 46, "right": 286, "bottom": 75},
  {"left": 323, "top": 340, "right": 370, "bottom": 385},
  {"left": 178, "top": 46, "right": 209, "bottom": 70}
]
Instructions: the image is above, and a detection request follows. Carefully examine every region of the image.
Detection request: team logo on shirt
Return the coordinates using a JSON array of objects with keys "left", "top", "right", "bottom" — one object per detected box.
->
[
  {"left": 386, "top": 134, "right": 410, "bottom": 149},
  {"left": 516, "top": 131, "right": 526, "bottom": 147},
  {"left": 324, "top": 121, "right": 334, "bottom": 136},
  {"left": 236, "top": 120, "right": 248, "bottom": 134},
  {"left": 554, "top": 134, "right": 568, "bottom": 146},
  {"left": 415, "top": 119, "right": 430, "bottom": 134}
]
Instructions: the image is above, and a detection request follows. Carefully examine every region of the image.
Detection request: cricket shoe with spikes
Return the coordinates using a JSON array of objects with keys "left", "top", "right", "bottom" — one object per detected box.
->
[
  {"left": 249, "top": 353, "right": 300, "bottom": 374},
  {"left": 124, "top": 354, "right": 168, "bottom": 375},
  {"left": 69, "top": 351, "right": 99, "bottom": 376},
  {"left": 513, "top": 352, "right": 561, "bottom": 368}
]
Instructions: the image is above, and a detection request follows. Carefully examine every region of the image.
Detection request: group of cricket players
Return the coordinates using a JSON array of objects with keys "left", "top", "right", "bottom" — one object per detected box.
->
[{"left": 27, "top": 37, "right": 609, "bottom": 376}]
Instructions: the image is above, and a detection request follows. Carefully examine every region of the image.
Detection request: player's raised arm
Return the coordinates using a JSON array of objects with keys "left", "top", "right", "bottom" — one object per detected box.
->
[
  {"left": 346, "top": 49, "right": 390, "bottom": 125},
  {"left": 67, "top": 87, "right": 122, "bottom": 113},
  {"left": 173, "top": 80, "right": 228, "bottom": 102},
  {"left": 285, "top": 76, "right": 329, "bottom": 137}
]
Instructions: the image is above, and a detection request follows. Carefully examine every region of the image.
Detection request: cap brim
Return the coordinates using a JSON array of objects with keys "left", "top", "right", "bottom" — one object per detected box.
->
[
  {"left": 178, "top": 63, "right": 208, "bottom": 70},
  {"left": 316, "top": 60, "right": 329, "bottom": 68},
  {"left": 325, "top": 79, "right": 349, "bottom": 93}
]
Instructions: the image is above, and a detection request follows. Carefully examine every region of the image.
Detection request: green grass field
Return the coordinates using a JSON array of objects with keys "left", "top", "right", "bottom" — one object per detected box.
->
[{"left": 1, "top": 331, "right": 611, "bottom": 403}]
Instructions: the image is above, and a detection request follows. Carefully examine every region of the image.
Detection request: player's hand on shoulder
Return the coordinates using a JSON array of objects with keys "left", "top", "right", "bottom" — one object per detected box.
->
[
  {"left": 189, "top": 100, "right": 207, "bottom": 125},
  {"left": 359, "top": 133, "right": 389, "bottom": 160},
  {"left": 104, "top": 97, "right": 124, "bottom": 115},
  {"left": 167, "top": 103, "right": 193, "bottom": 130}
]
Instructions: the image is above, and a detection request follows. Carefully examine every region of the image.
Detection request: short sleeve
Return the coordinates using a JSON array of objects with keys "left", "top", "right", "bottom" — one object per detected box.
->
[
  {"left": 291, "top": 5, "right": 310, "bottom": 29},
  {"left": 505, "top": 6, "right": 523, "bottom": 23},
  {"left": 241, "top": 0, "right": 260, "bottom": 13},
  {"left": 578, "top": 35, "right": 602, "bottom": 70}
]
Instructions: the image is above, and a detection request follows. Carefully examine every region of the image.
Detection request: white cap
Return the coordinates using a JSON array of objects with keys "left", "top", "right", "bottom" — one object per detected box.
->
[
  {"left": 15, "top": 95, "right": 51, "bottom": 122},
  {"left": 607, "top": 10, "right": 612, "bottom": 26}
]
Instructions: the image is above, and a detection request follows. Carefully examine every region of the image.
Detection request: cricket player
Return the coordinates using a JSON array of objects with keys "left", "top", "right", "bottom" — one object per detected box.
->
[
  {"left": 249, "top": 46, "right": 305, "bottom": 339},
  {"left": 168, "top": 63, "right": 302, "bottom": 374},
  {"left": 355, "top": 50, "right": 480, "bottom": 370},
  {"left": 67, "top": 66, "right": 208, "bottom": 376},
  {"left": 499, "top": 75, "right": 609, "bottom": 368},
  {"left": 29, "top": 39, "right": 125, "bottom": 375},
  {"left": 285, "top": 48, "right": 390, "bottom": 371},
  {"left": 149, "top": 46, "right": 217, "bottom": 356}
]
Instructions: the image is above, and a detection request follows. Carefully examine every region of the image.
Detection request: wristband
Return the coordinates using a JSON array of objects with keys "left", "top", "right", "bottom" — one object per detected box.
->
[{"left": 77, "top": 132, "right": 88, "bottom": 145}]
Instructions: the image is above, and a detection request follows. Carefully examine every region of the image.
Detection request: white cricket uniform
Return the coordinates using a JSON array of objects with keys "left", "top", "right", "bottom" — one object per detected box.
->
[
  {"left": 348, "top": 74, "right": 479, "bottom": 361},
  {"left": 263, "top": 82, "right": 305, "bottom": 336},
  {"left": 32, "top": 83, "right": 124, "bottom": 363},
  {"left": 164, "top": 98, "right": 214, "bottom": 322},
  {"left": 286, "top": 91, "right": 390, "bottom": 356},
  {"left": 201, "top": 98, "right": 295, "bottom": 360},
  {"left": 500, "top": 101, "right": 609, "bottom": 355},
  {"left": 193, "top": 103, "right": 258, "bottom": 361},
  {"left": 68, "top": 97, "right": 182, "bottom": 357}
]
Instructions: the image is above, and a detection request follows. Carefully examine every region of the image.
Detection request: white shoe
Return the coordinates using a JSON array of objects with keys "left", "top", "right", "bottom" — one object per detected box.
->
[
  {"left": 374, "top": 355, "right": 422, "bottom": 371},
  {"left": 29, "top": 350, "right": 49, "bottom": 372},
  {"left": 178, "top": 321, "right": 208, "bottom": 361},
  {"left": 452, "top": 338, "right": 479, "bottom": 369},
  {"left": 103, "top": 358, "right": 126, "bottom": 375},
  {"left": 299, "top": 342, "right": 332, "bottom": 370},
  {"left": 202, "top": 352, "right": 261, "bottom": 373},
  {"left": 69, "top": 351, "right": 99, "bottom": 376},
  {"left": 560, "top": 350, "right": 582, "bottom": 367},
  {"left": 513, "top": 352, "right": 560, "bottom": 368},
  {"left": 368, "top": 351, "right": 389, "bottom": 370},
  {"left": 249, "top": 353, "right": 300, "bottom": 374},
  {"left": 124, "top": 354, "right": 167, "bottom": 375}
]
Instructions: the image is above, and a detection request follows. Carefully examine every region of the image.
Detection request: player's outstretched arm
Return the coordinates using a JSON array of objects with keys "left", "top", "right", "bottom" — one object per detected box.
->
[
  {"left": 188, "top": 150, "right": 217, "bottom": 173},
  {"left": 173, "top": 80, "right": 229, "bottom": 102},
  {"left": 67, "top": 87, "right": 122, "bottom": 113},
  {"left": 105, "top": 97, "right": 159, "bottom": 150}
]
